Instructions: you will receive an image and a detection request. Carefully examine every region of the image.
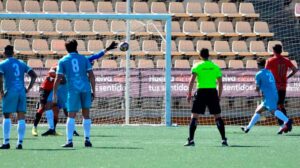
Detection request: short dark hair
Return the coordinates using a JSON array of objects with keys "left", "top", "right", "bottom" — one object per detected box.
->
[
  {"left": 257, "top": 57, "right": 266, "bottom": 67},
  {"left": 4, "top": 45, "right": 14, "bottom": 56},
  {"left": 200, "top": 48, "right": 209, "bottom": 59},
  {"left": 273, "top": 44, "right": 282, "bottom": 54},
  {"left": 65, "top": 39, "right": 78, "bottom": 53}
]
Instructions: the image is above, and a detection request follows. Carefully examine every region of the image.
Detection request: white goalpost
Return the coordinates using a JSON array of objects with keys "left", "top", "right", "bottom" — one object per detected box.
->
[{"left": 0, "top": 13, "right": 173, "bottom": 126}]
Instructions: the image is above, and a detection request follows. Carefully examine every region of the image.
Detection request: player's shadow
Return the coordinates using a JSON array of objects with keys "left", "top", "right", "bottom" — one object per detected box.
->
[
  {"left": 284, "top": 134, "right": 300, "bottom": 137},
  {"left": 93, "top": 146, "right": 143, "bottom": 150},
  {"left": 229, "top": 145, "right": 269, "bottom": 148},
  {"left": 0, "top": 138, "right": 38, "bottom": 141},
  {"left": 23, "top": 148, "right": 76, "bottom": 151},
  {"left": 90, "top": 135, "right": 118, "bottom": 138}
]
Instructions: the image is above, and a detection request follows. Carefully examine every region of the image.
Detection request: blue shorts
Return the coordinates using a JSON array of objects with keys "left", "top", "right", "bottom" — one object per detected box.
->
[
  {"left": 47, "top": 86, "right": 67, "bottom": 109},
  {"left": 2, "top": 90, "right": 26, "bottom": 113},
  {"left": 67, "top": 91, "right": 91, "bottom": 112},
  {"left": 262, "top": 95, "right": 278, "bottom": 111}
]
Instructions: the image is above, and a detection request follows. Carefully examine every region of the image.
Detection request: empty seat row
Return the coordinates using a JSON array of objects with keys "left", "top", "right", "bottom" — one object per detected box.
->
[
  {"left": 0, "top": 38, "right": 287, "bottom": 57},
  {"left": 1, "top": 1, "right": 259, "bottom": 18},
  {"left": 183, "top": 21, "right": 272, "bottom": 37},
  {"left": 27, "top": 58, "right": 297, "bottom": 69},
  {"left": 170, "top": 40, "right": 287, "bottom": 56},
  {"left": 0, "top": 19, "right": 165, "bottom": 36},
  {"left": 0, "top": 19, "right": 272, "bottom": 38}
]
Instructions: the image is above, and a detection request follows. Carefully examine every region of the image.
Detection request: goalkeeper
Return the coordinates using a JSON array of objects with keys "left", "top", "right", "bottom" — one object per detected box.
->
[{"left": 32, "top": 41, "right": 118, "bottom": 136}]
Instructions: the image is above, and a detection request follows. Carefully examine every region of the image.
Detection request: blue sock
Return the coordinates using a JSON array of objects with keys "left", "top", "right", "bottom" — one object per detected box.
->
[
  {"left": 17, "top": 120, "right": 26, "bottom": 145},
  {"left": 247, "top": 113, "right": 261, "bottom": 130},
  {"left": 66, "top": 118, "right": 75, "bottom": 143},
  {"left": 46, "top": 110, "right": 54, "bottom": 130},
  {"left": 83, "top": 119, "right": 91, "bottom": 141},
  {"left": 274, "top": 110, "right": 289, "bottom": 123},
  {"left": 3, "top": 118, "right": 11, "bottom": 144}
]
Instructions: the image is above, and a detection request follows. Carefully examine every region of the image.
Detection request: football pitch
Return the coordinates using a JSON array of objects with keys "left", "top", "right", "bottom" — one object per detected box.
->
[{"left": 0, "top": 125, "right": 299, "bottom": 168}]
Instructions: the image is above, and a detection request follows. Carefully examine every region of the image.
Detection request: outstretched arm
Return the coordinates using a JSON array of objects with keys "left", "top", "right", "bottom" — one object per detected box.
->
[
  {"left": 26, "top": 70, "right": 37, "bottom": 93},
  {"left": 87, "top": 41, "right": 118, "bottom": 63}
]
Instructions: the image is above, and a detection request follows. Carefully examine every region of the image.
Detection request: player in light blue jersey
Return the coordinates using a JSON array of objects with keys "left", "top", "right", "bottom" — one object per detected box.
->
[
  {"left": 53, "top": 39, "right": 96, "bottom": 148},
  {"left": 40, "top": 41, "right": 117, "bottom": 137},
  {"left": 0, "top": 45, "right": 37, "bottom": 149},
  {"left": 241, "top": 58, "right": 292, "bottom": 134}
]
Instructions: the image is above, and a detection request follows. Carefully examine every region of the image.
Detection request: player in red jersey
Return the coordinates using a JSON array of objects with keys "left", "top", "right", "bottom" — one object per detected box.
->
[
  {"left": 32, "top": 65, "right": 79, "bottom": 136},
  {"left": 31, "top": 66, "right": 56, "bottom": 136},
  {"left": 265, "top": 44, "right": 298, "bottom": 134}
]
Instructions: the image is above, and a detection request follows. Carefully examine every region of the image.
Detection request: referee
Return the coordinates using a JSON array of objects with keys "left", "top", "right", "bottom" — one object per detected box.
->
[{"left": 185, "top": 48, "right": 227, "bottom": 146}]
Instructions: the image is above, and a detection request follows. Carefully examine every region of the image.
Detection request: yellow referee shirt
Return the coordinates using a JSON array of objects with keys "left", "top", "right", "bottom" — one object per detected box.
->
[{"left": 191, "top": 60, "right": 222, "bottom": 89}]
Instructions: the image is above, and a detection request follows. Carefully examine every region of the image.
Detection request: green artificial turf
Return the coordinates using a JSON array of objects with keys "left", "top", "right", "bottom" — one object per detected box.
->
[{"left": 0, "top": 125, "right": 299, "bottom": 168}]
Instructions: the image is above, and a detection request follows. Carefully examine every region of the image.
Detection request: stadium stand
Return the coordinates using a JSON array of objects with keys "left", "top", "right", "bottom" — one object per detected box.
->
[
  {"left": 79, "top": 1, "right": 96, "bottom": 13},
  {"left": 151, "top": 2, "right": 167, "bottom": 14},
  {"left": 0, "top": 0, "right": 290, "bottom": 69},
  {"left": 101, "top": 60, "right": 118, "bottom": 69},
  {"left": 43, "top": 1, "right": 59, "bottom": 13},
  {"left": 228, "top": 60, "right": 244, "bottom": 69}
]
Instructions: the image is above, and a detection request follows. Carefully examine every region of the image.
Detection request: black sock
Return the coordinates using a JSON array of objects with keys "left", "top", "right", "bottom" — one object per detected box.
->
[
  {"left": 189, "top": 118, "right": 197, "bottom": 141},
  {"left": 277, "top": 108, "right": 287, "bottom": 126},
  {"left": 33, "top": 113, "right": 42, "bottom": 127},
  {"left": 216, "top": 117, "right": 226, "bottom": 140}
]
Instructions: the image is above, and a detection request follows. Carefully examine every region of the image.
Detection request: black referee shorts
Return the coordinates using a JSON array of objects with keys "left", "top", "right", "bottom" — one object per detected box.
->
[{"left": 191, "top": 89, "right": 221, "bottom": 115}]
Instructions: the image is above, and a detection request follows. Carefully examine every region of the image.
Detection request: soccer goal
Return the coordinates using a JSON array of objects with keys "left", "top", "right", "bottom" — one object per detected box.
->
[{"left": 0, "top": 13, "right": 173, "bottom": 126}]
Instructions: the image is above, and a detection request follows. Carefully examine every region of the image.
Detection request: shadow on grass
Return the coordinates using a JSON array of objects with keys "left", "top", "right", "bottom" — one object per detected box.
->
[
  {"left": 229, "top": 145, "right": 269, "bottom": 148},
  {"left": 22, "top": 148, "right": 75, "bottom": 151},
  {"left": 93, "top": 146, "right": 143, "bottom": 150},
  {"left": 90, "top": 135, "right": 118, "bottom": 138},
  {"left": 284, "top": 134, "right": 300, "bottom": 137},
  {"left": 0, "top": 138, "right": 38, "bottom": 141}
]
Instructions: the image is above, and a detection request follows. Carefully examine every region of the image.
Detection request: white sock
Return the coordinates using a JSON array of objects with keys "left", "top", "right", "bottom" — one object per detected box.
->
[
  {"left": 3, "top": 118, "right": 11, "bottom": 144},
  {"left": 247, "top": 113, "right": 261, "bottom": 130},
  {"left": 83, "top": 119, "right": 91, "bottom": 141},
  {"left": 66, "top": 118, "right": 75, "bottom": 143},
  {"left": 274, "top": 110, "right": 289, "bottom": 124},
  {"left": 17, "top": 120, "right": 26, "bottom": 145},
  {"left": 46, "top": 110, "right": 54, "bottom": 130}
]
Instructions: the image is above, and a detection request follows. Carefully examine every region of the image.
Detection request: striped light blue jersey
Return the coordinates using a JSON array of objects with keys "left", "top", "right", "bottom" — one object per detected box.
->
[
  {"left": 57, "top": 52, "right": 92, "bottom": 92},
  {"left": 255, "top": 69, "right": 278, "bottom": 98},
  {"left": 0, "top": 57, "right": 31, "bottom": 92}
]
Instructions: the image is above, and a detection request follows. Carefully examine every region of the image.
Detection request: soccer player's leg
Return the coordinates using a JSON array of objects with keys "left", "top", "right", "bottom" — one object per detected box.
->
[
  {"left": 0, "top": 91, "right": 18, "bottom": 149},
  {"left": 81, "top": 92, "right": 92, "bottom": 147},
  {"left": 242, "top": 103, "right": 265, "bottom": 133},
  {"left": 16, "top": 91, "right": 27, "bottom": 149},
  {"left": 62, "top": 91, "right": 80, "bottom": 148},
  {"left": 184, "top": 90, "right": 204, "bottom": 147},
  {"left": 277, "top": 90, "right": 288, "bottom": 130},
  {"left": 62, "top": 108, "right": 79, "bottom": 136},
  {"left": 207, "top": 90, "right": 227, "bottom": 146},
  {"left": 268, "top": 97, "right": 292, "bottom": 134},
  {"left": 32, "top": 89, "right": 50, "bottom": 136},
  {"left": 41, "top": 91, "right": 56, "bottom": 136}
]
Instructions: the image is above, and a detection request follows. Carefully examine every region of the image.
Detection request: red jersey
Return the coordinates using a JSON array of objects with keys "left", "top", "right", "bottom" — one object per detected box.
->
[
  {"left": 265, "top": 55, "right": 295, "bottom": 90},
  {"left": 40, "top": 66, "right": 56, "bottom": 91}
]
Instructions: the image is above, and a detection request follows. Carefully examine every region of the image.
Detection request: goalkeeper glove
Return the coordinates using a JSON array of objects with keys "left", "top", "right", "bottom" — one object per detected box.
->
[{"left": 106, "top": 41, "right": 118, "bottom": 51}]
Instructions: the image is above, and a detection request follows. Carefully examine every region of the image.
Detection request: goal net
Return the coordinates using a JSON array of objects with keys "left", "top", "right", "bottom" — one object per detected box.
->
[
  {"left": 0, "top": 13, "right": 172, "bottom": 126},
  {"left": 1, "top": 0, "right": 300, "bottom": 127}
]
